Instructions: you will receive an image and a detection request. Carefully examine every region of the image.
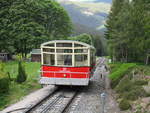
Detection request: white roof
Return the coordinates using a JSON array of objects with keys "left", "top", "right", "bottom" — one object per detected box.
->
[{"left": 41, "top": 40, "right": 95, "bottom": 49}]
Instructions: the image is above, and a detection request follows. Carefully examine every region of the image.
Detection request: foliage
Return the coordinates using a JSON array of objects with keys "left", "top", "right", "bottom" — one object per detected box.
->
[
  {"left": 116, "top": 77, "right": 148, "bottom": 101},
  {"left": 0, "top": 0, "right": 72, "bottom": 57},
  {"left": 109, "top": 63, "right": 122, "bottom": 73},
  {"left": 68, "top": 33, "right": 92, "bottom": 45},
  {"left": 91, "top": 34, "right": 107, "bottom": 56},
  {"left": 133, "top": 80, "right": 148, "bottom": 86},
  {"left": 16, "top": 61, "right": 27, "bottom": 83},
  {"left": 109, "top": 63, "right": 136, "bottom": 88},
  {"left": 0, "top": 62, "right": 10, "bottom": 93},
  {"left": 134, "top": 65, "right": 150, "bottom": 76},
  {"left": 119, "top": 99, "right": 131, "bottom": 110},
  {"left": 123, "top": 86, "right": 147, "bottom": 100},
  {"left": 0, "top": 61, "right": 41, "bottom": 110},
  {"left": 115, "top": 77, "right": 133, "bottom": 93},
  {"left": 105, "top": 0, "right": 150, "bottom": 63}
]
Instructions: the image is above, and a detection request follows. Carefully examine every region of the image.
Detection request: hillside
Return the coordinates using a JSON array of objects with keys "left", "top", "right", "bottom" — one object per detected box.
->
[{"left": 57, "top": 0, "right": 111, "bottom": 34}]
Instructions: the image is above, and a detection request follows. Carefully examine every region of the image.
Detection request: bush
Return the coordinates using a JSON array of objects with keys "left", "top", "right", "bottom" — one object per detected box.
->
[
  {"left": 134, "top": 80, "right": 148, "bottom": 86},
  {"left": 115, "top": 77, "right": 133, "bottom": 93},
  {"left": 119, "top": 99, "right": 131, "bottom": 110},
  {"left": 123, "top": 86, "right": 147, "bottom": 100},
  {"left": 0, "top": 62, "right": 10, "bottom": 93},
  {"left": 16, "top": 61, "right": 27, "bottom": 83},
  {"left": 109, "top": 63, "right": 136, "bottom": 88},
  {"left": 109, "top": 63, "right": 136, "bottom": 80}
]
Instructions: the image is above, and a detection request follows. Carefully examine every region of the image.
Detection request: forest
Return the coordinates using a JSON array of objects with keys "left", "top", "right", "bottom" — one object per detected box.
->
[
  {"left": 0, "top": 0, "right": 105, "bottom": 58},
  {"left": 105, "top": 0, "right": 150, "bottom": 64},
  {"left": 0, "top": 0, "right": 72, "bottom": 58}
]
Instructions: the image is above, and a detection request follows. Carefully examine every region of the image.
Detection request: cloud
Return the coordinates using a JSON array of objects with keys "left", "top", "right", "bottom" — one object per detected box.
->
[
  {"left": 59, "top": 0, "right": 98, "bottom": 2},
  {"left": 82, "top": 11, "right": 94, "bottom": 16},
  {"left": 58, "top": 0, "right": 111, "bottom": 13},
  {"left": 73, "top": 2, "right": 111, "bottom": 13}
]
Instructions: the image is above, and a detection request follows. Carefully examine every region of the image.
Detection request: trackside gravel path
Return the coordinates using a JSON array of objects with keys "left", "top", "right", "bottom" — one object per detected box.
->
[{"left": 64, "top": 58, "right": 120, "bottom": 113}]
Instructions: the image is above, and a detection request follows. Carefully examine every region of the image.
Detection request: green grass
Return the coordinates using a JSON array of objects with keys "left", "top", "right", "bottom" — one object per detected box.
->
[
  {"left": 109, "top": 63, "right": 136, "bottom": 80},
  {"left": 0, "top": 61, "right": 41, "bottom": 110},
  {"left": 134, "top": 65, "right": 150, "bottom": 76},
  {"left": 4, "top": 61, "right": 41, "bottom": 80},
  {"left": 109, "top": 62, "right": 150, "bottom": 111}
]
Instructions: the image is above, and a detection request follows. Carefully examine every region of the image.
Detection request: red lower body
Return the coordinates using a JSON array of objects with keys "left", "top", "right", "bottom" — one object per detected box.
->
[{"left": 40, "top": 65, "right": 93, "bottom": 86}]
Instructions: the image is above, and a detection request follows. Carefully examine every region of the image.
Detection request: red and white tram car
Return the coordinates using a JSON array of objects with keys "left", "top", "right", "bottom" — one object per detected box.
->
[{"left": 39, "top": 40, "right": 96, "bottom": 86}]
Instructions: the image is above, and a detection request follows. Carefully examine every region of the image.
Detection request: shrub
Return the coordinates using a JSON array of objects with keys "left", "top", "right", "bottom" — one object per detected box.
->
[
  {"left": 115, "top": 77, "right": 133, "bottom": 93},
  {"left": 134, "top": 80, "right": 148, "bottom": 86},
  {"left": 123, "top": 86, "right": 147, "bottom": 100},
  {"left": 16, "top": 61, "right": 27, "bottom": 83},
  {"left": 119, "top": 99, "right": 131, "bottom": 110},
  {"left": 109, "top": 63, "right": 136, "bottom": 88},
  {"left": 0, "top": 62, "right": 10, "bottom": 93}
]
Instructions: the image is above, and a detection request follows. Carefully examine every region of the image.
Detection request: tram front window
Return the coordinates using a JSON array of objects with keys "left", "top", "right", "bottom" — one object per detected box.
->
[
  {"left": 75, "top": 55, "right": 88, "bottom": 66},
  {"left": 43, "top": 54, "right": 55, "bottom": 65},
  {"left": 57, "top": 55, "right": 72, "bottom": 66}
]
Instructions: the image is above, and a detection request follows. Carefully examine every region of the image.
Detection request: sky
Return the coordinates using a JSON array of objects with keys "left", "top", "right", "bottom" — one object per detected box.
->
[
  {"left": 67, "top": 0, "right": 98, "bottom": 1},
  {"left": 58, "top": 0, "right": 112, "bottom": 3}
]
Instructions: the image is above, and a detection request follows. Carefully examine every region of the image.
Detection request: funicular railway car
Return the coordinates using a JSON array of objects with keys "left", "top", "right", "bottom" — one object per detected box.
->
[{"left": 40, "top": 40, "right": 96, "bottom": 86}]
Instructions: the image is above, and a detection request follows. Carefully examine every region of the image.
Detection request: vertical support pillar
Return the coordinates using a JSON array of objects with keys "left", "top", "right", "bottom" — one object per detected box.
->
[
  {"left": 41, "top": 47, "right": 43, "bottom": 65},
  {"left": 41, "top": 46, "right": 43, "bottom": 77},
  {"left": 72, "top": 42, "right": 75, "bottom": 67},
  {"left": 55, "top": 42, "right": 57, "bottom": 66},
  {"left": 88, "top": 48, "right": 90, "bottom": 66}
]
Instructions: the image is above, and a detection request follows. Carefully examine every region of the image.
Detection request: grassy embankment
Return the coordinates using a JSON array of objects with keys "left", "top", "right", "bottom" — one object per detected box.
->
[
  {"left": 0, "top": 61, "right": 41, "bottom": 110},
  {"left": 108, "top": 62, "right": 150, "bottom": 111}
]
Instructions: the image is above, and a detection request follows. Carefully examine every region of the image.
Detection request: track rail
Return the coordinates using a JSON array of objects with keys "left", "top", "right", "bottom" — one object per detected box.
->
[{"left": 25, "top": 88, "right": 77, "bottom": 113}]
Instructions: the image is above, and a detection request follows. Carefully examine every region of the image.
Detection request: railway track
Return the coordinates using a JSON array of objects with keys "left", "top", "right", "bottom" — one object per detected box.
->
[
  {"left": 24, "top": 88, "right": 77, "bottom": 113},
  {"left": 22, "top": 58, "right": 104, "bottom": 113}
]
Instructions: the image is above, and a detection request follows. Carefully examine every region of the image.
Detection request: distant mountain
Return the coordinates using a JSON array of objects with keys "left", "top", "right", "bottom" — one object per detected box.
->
[
  {"left": 57, "top": 0, "right": 111, "bottom": 35},
  {"left": 92, "top": 0, "right": 112, "bottom": 3}
]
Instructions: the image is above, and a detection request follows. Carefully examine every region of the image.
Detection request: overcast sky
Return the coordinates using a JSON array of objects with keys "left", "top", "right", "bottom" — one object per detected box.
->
[{"left": 58, "top": 0, "right": 112, "bottom": 3}]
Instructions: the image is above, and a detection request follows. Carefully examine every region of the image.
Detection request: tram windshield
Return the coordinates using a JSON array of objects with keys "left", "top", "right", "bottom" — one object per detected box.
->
[
  {"left": 57, "top": 55, "right": 72, "bottom": 66},
  {"left": 41, "top": 41, "right": 95, "bottom": 67},
  {"left": 75, "top": 55, "right": 88, "bottom": 66}
]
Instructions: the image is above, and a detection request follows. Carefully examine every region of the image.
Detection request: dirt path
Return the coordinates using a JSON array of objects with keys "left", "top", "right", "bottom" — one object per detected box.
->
[{"left": 66, "top": 58, "right": 121, "bottom": 113}]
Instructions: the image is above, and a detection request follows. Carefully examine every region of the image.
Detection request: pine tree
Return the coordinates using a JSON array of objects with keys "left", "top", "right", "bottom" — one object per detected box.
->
[
  {"left": 105, "top": 0, "right": 150, "bottom": 63},
  {"left": 16, "top": 61, "right": 27, "bottom": 83},
  {"left": 105, "top": 0, "right": 126, "bottom": 62}
]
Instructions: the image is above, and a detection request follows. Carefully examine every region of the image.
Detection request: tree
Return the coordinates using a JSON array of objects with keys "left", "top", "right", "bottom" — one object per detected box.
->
[
  {"left": 91, "top": 34, "right": 106, "bottom": 56},
  {"left": 105, "top": 0, "right": 150, "bottom": 63},
  {"left": 68, "top": 33, "right": 92, "bottom": 45},
  {"left": 105, "top": 0, "right": 126, "bottom": 62},
  {"left": 0, "top": 0, "right": 73, "bottom": 58},
  {"left": 16, "top": 61, "right": 27, "bottom": 83}
]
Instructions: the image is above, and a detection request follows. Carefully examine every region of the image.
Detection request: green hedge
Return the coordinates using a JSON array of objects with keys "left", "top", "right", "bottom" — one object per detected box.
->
[
  {"left": 109, "top": 63, "right": 136, "bottom": 88},
  {"left": 109, "top": 63, "right": 136, "bottom": 80}
]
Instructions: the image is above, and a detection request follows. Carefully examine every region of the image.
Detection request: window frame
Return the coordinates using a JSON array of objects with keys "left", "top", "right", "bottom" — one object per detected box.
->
[{"left": 41, "top": 41, "right": 95, "bottom": 67}]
